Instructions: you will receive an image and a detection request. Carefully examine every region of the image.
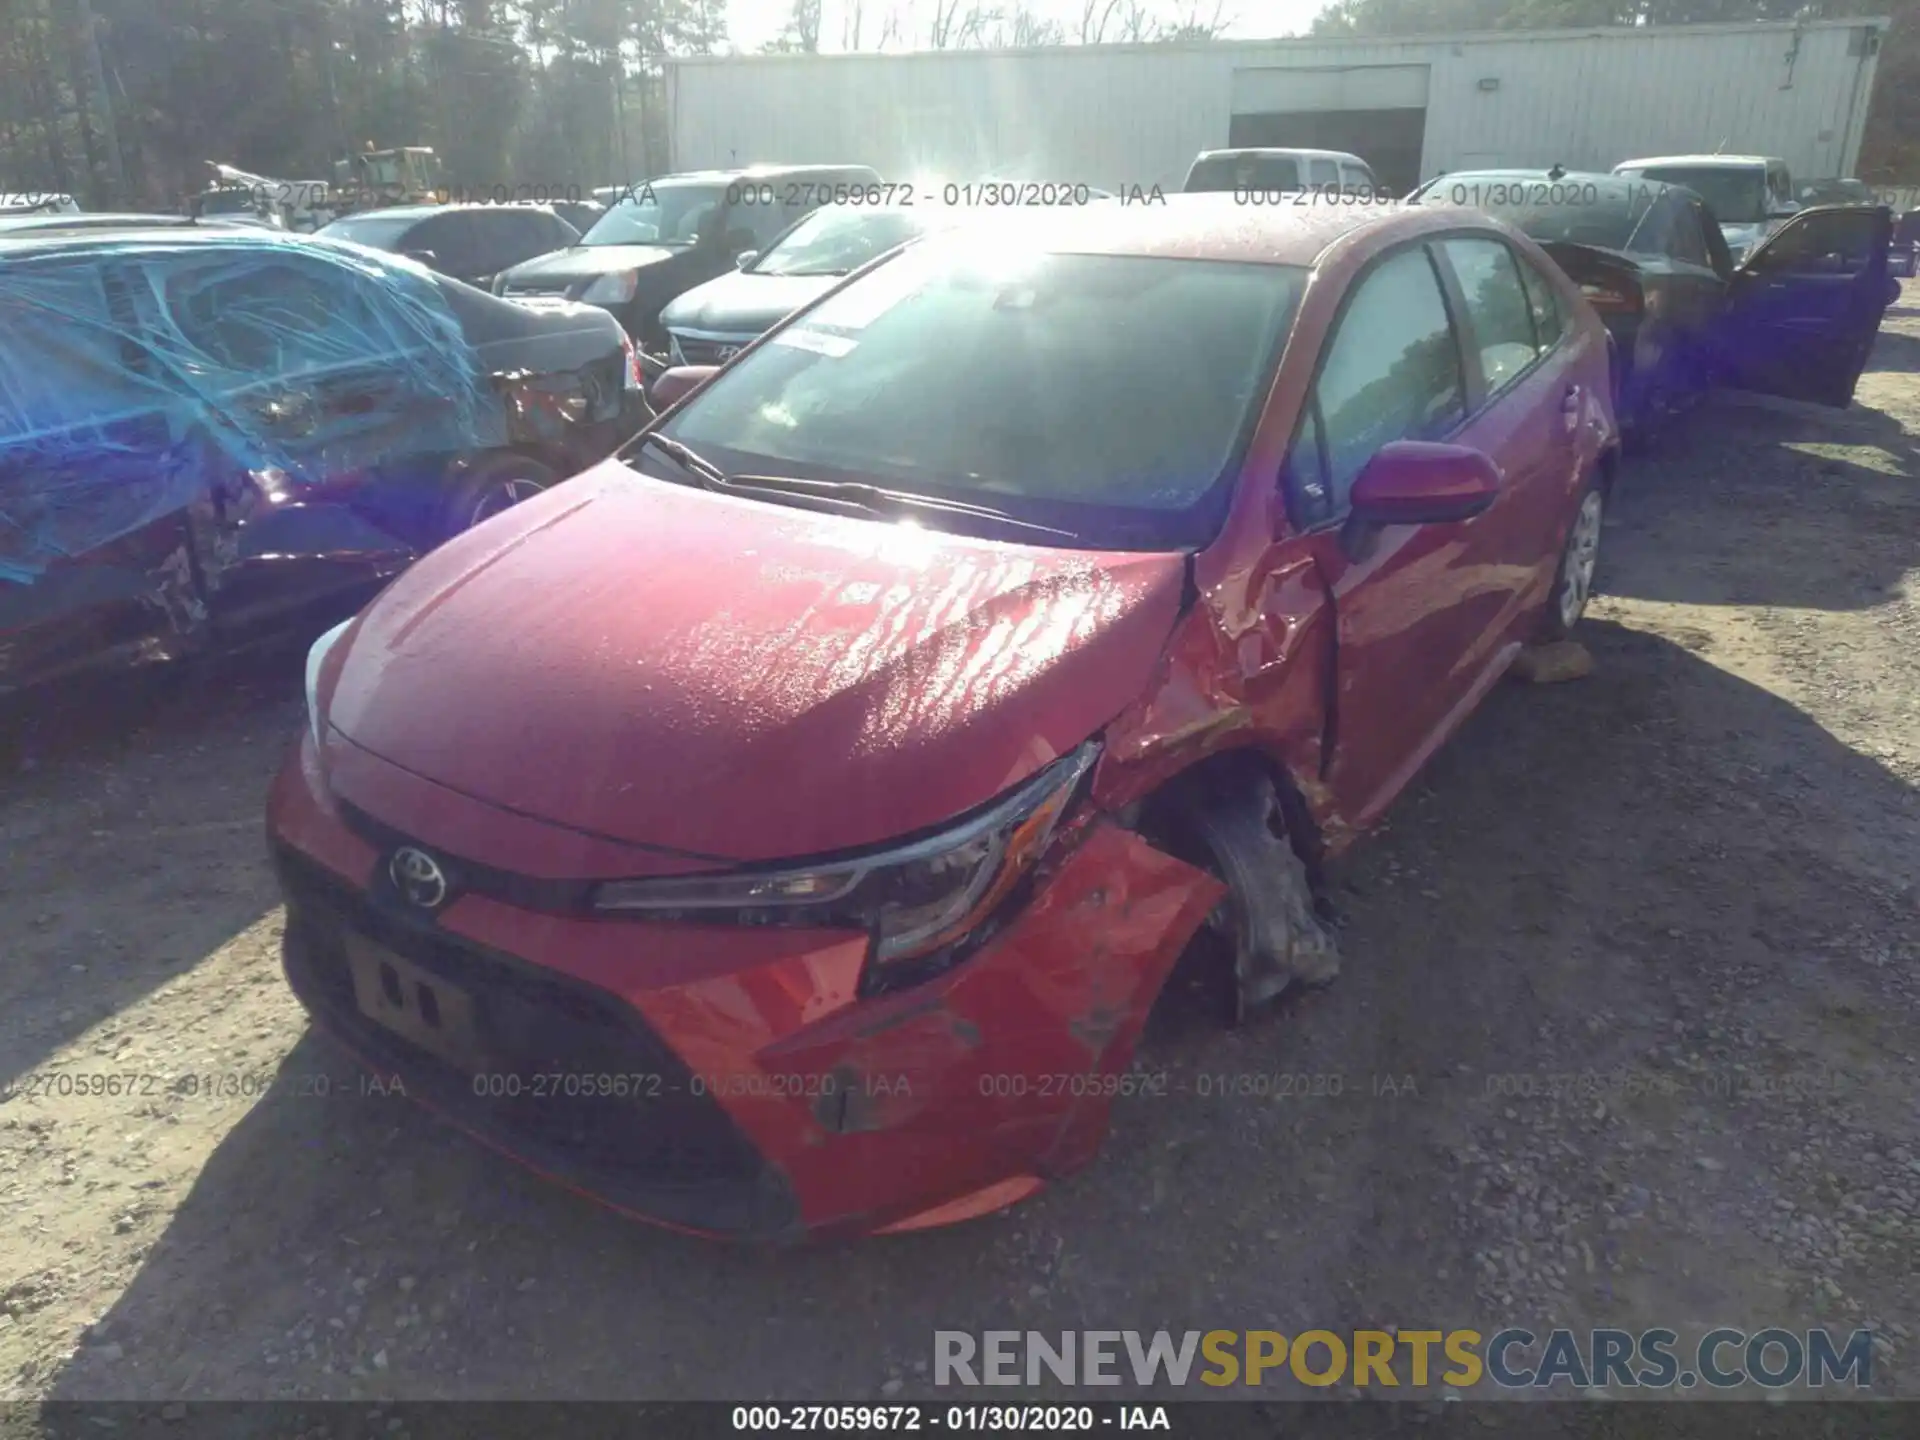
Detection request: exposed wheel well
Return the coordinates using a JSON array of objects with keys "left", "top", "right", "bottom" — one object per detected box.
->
[
  {"left": 1595, "top": 444, "right": 1620, "bottom": 501},
  {"left": 1127, "top": 746, "right": 1326, "bottom": 887},
  {"left": 1121, "top": 745, "right": 1340, "bottom": 1028}
]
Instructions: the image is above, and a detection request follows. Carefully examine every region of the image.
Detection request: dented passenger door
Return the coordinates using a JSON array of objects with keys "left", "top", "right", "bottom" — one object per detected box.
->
[{"left": 1276, "top": 243, "right": 1489, "bottom": 830}]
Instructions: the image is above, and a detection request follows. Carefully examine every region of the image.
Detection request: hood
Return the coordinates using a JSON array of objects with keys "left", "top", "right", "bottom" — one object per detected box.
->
[
  {"left": 498, "top": 243, "right": 680, "bottom": 288},
  {"left": 660, "top": 271, "right": 841, "bottom": 338},
  {"left": 325, "top": 461, "right": 1189, "bottom": 866}
]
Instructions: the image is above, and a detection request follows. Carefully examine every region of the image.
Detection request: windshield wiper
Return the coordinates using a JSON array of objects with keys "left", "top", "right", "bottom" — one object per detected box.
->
[
  {"left": 632, "top": 443, "right": 1083, "bottom": 541},
  {"left": 635, "top": 431, "right": 731, "bottom": 490},
  {"left": 721, "top": 473, "right": 1082, "bottom": 541}
]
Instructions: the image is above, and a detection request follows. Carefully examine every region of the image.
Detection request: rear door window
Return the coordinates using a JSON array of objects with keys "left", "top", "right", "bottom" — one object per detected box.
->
[
  {"left": 1667, "top": 202, "right": 1711, "bottom": 266},
  {"left": 404, "top": 214, "right": 486, "bottom": 276},
  {"left": 1751, "top": 209, "right": 1880, "bottom": 276},
  {"left": 1437, "top": 237, "right": 1541, "bottom": 399},
  {"left": 1767, "top": 162, "right": 1794, "bottom": 209},
  {"left": 1513, "top": 252, "right": 1564, "bottom": 349},
  {"left": 1186, "top": 154, "right": 1302, "bottom": 193},
  {"left": 162, "top": 256, "right": 383, "bottom": 375},
  {"left": 485, "top": 210, "right": 565, "bottom": 269}
]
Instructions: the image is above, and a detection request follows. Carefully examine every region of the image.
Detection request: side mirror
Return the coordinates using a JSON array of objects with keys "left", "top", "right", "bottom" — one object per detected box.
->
[
  {"left": 650, "top": 364, "right": 720, "bottom": 410},
  {"left": 1347, "top": 441, "right": 1500, "bottom": 533},
  {"left": 735, "top": 250, "right": 759, "bottom": 269}
]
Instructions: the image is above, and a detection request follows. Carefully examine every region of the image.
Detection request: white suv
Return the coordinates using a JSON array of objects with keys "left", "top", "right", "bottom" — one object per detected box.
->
[
  {"left": 1612, "top": 155, "right": 1797, "bottom": 264},
  {"left": 1183, "top": 148, "right": 1381, "bottom": 199}
]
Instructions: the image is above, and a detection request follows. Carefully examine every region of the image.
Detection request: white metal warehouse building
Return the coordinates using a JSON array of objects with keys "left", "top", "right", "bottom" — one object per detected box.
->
[{"left": 665, "top": 18, "right": 1888, "bottom": 196}]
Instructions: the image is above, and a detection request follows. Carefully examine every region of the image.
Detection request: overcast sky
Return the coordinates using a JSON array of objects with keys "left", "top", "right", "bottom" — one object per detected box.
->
[{"left": 722, "top": 0, "right": 1328, "bottom": 53}]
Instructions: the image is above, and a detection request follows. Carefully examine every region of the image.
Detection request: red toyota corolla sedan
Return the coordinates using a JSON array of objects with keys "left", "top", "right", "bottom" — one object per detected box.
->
[{"left": 270, "top": 196, "right": 1619, "bottom": 1241}]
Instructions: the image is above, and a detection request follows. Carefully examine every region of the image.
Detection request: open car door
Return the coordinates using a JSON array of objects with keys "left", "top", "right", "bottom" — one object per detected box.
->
[{"left": 1716, "top": 205, "right": 1895, "bottom": 408}]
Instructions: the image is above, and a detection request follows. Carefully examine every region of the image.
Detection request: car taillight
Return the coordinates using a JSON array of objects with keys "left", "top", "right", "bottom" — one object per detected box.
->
[
  {"left": 1579, "top": 280, "right": 1643, "bottom": 314},
  {"left": 620, "top": 333, "right": 644, "bottom": 392}
]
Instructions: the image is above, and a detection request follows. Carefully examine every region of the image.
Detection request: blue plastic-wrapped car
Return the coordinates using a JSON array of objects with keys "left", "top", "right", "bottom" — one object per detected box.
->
[{"left": 1, "top": 224, "right": 652, "bottom": 696}]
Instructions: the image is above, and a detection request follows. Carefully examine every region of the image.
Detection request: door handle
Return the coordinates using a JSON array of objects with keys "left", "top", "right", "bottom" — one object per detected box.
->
[{"left": 1560, "top": 384, "right": 1582, "bottom": 414}]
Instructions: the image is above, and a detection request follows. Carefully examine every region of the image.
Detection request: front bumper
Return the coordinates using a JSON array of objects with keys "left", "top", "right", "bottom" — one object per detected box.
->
[{"left": 267, "top": 731, "right": 1221, "bottom": 1240}]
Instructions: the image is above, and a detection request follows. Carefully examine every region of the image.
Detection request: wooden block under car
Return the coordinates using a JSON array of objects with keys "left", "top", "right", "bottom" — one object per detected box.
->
[{"left": 1510, "top": 640, "right": 1595, "bottom": 684}]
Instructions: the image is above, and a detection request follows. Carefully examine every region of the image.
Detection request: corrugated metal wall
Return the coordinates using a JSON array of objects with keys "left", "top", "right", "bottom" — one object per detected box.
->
[{"left": 667, "top": 20, "right": 1884, "bottom": 189}]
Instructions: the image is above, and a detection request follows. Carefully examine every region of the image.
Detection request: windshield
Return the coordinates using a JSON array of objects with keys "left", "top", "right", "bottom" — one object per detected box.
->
[
  {"left": 1629, "top": 166, "right": 1766, "bottom": 225},
  {"left": 753, "top": 208, "right": 930, "bottom": 277},
  {"left": 317, "top": 215, "right": 420, "bottom": 249},
  {"left": 1421, "top": 177, "right": 1660, "bottom": 250},
  {"left": 1186, "top": 155, "right": 1302, "bottom": 193},
  {"left": 580, "top": 184, "right": 726, "bottom": 246},
  {"left": 655, "top": 239, "right": 1308, "bottom": 548},
  {"left": 1801, "top": 179, "right": 1873, "bottom": 205},
  {"left": 362, "top": 155, "right": 409, "bottom": 186}
]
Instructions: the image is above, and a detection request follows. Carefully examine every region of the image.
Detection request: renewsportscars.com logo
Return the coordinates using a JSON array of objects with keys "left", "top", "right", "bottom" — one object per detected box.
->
[{"left": 934, "top": 1328, "right": 1876, "bottom": 1390}]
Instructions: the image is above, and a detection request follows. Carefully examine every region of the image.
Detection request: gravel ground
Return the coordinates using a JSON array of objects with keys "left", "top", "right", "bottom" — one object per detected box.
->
[{"left": 2, "top": 306, "right": 1917, "bottom": 1408}]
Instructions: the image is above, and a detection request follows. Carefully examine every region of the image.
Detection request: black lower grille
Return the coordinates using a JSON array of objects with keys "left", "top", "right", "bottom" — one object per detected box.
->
[{"left": 273, "top": 843, "right": 795, "bottom": 1235}]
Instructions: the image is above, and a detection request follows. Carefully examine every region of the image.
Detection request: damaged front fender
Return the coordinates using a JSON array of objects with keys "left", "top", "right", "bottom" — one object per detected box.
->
[{"left": 622, "top": 820, "right": 1225, "bottom": 1236}]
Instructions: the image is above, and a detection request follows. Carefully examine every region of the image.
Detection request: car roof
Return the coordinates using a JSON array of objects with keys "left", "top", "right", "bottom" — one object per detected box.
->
[
  {"left": 646, "top": 165, "right": 877, "bottom": 186},
  {"left": 939, "top": 192, "right": 1455, "bottom": 266},
  {"left": 1429, "top": 169, "right": 1684, "bottom": 195},
  {"left": 1192, "top": 147, "right": 1369, "bottom": 165},
  {"left": 0, "top": 223, "right": 308, "bottom": 257},
  {"left": 327, "top": 202, "right": 561, "bottom": 222},
  {"left": 0, "top": 212, "right": 199, "bottom": 231},
  {"left": 1616, "top": 155, "right": 1779, "bottom": 170}
]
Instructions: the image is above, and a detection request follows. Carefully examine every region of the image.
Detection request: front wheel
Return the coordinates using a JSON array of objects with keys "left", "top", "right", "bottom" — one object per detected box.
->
[
  {"left": 438, "top": 452, "right": 558, "bottom": 543},
  {"left": 1541, "top": 480, "right": 1605, "bottom": 641}
]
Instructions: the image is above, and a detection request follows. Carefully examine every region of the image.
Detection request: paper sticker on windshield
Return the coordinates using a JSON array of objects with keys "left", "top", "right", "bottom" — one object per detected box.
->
[
  {"left": 774, "top": 328, "right": 857, "bottom": 359},
  {"left": 801, "top": 251, "right": 935, "bottom": 332}
]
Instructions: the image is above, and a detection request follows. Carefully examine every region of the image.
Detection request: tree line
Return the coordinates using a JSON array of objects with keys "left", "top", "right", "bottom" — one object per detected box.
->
[{"left": 0, "top": 0, "right": 1911, "bottom": 213}]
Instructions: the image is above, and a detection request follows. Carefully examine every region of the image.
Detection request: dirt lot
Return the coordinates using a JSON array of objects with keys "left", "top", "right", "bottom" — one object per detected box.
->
[{"left": 3, "top": 307, "right": 1917, "bottom": 1408}]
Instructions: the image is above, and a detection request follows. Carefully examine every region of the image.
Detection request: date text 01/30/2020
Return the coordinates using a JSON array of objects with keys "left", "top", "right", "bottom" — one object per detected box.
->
[{"left": 728, "top": 1405, "right": 1173, "bottom": 1432}]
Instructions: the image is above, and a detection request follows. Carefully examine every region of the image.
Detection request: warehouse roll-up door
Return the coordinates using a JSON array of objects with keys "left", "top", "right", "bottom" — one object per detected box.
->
[{"left": 1229, "top": 65, "right": 1430, "bottom": 195}]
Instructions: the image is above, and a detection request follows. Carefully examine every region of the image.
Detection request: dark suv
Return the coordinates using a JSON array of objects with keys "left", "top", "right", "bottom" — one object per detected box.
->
[
  {"left": 1, "top": 225, "right": 650, "bottom": 698},
  {"left": 492, "top": 165, "right": 883, "bottom": 353},
  {"left": 318, "top": 203, "right": 582, "bottom": 289}
]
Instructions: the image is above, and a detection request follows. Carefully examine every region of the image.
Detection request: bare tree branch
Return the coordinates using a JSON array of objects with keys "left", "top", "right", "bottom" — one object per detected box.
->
[
  {"left": 1076, "top": 0, "right": 1125, "bottom": 42},
  {"left": 926, "top": 0, "right": 965, "bottom": 47},
  {"left": 1113, "top": 0, "right": 1154, "bottom": 41}
]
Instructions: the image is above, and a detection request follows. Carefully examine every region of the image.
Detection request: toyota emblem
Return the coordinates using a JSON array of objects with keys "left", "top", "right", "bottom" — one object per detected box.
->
[{"left": 389, "top": 846, "right": 450, "bottom": 910}]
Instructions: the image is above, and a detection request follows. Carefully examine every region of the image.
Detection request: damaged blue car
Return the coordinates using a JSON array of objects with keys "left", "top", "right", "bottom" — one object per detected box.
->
[{"left": 1, "top": 224, "right": 651, "bottom": 696}]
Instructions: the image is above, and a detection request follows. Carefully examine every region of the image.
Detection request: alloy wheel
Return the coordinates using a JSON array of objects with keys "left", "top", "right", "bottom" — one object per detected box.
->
[
  {"left": 466, "top": 474, "right": 546, "bottom": 529},
  {"left": 1558, "top": 489, "right": 1605, "bottom": 631}
]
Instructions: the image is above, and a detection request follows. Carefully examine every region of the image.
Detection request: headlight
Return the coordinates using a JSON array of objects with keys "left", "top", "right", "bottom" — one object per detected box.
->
[
  {"left": 591, "top": 741, "right": 1100, "bottom": 972},
  {"left": 580, "top": 271, "right": 638, "bottom": 305},
  {"left": 304, "top": 618, "right": 353, "bottom": 749}
]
